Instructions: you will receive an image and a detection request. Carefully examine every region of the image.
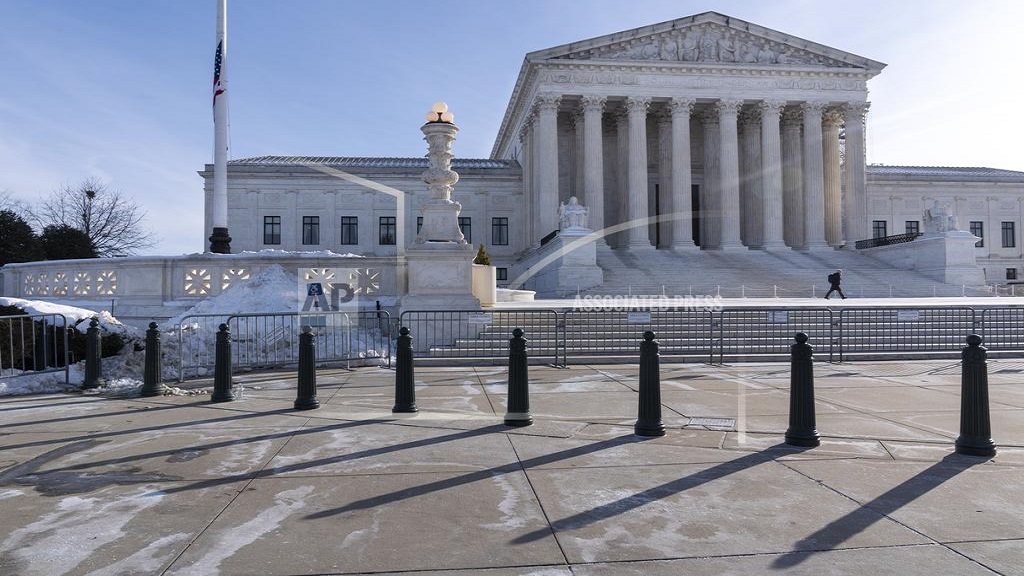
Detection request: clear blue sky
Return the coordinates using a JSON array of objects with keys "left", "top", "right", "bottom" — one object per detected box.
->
[{"left": 1, "top": 0, "right": 1021, "bottom": 256}]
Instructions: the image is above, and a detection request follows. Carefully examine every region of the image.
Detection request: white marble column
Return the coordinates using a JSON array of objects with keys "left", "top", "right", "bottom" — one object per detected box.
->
[
  {"left": 534, "top": 92, "right": 561, "bottom": 239},
  {"left": 801, "top": 101, "right": 829, "bottom": 250},
  {"left": 843, "top": 102, "right": 869, "bottom": 248},
  {"left": 670, "top": 97, "right": 698, "bottom": 250},
  {"left": 519, "top": 123, "right": 533, "bottom": 246},
  {"left": 781, "top": 107, "right": 804, "bottom": 248},
  {"left": 740, "top": 106, "right": 763, "bottom": 248},
  {"left": 572, "top": 108, "right": 585, "bottom": 202},
  {"left": 701, "top": 107, "right": 721, "bottom": 249},
  {"left": 580, "top": 95, "right": 606, "bottom": 239},
  {"left": 626, "top": 96, "right": 653, "bottom": 249},
  {"left": 822, "top": 108, "right": 844, "bottom": 247},
  {"left": 717, "top": 99, "right": 743, "bottom": 250},
  {"left": 657, "top": 109, "right": 672, "bottom": 247},
  {"left": 615, "top": 109, "right": 629, "bottom": 248},
  {"left": 758, "top": 100, "right": 787, "bottom": 250}
]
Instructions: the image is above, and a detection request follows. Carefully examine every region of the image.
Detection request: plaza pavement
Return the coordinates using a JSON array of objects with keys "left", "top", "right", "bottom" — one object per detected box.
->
[{"left": 1, "top": 358, "right": 1023, "bottom": 575}]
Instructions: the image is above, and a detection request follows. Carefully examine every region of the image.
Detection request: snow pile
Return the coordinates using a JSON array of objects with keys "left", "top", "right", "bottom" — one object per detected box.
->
[
  {"left": 0, "top": 297, "right": 137, "bottom": 336},
  {"left": 164, "top": 264, "right": 389, "bottom": 378},
  {"left": 165, "top": 264, "right": 301, "bottom": 328}
]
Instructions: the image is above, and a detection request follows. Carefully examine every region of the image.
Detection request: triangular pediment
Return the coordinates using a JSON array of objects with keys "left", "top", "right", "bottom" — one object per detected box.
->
[{"left": 532, "top": 12, "right": 885, "bottom": 71}]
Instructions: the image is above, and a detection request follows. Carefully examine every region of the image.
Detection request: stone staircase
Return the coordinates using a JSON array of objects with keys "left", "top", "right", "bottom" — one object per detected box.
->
[{"left": 584, "top": 244, "right": 991, "bottom": 299}]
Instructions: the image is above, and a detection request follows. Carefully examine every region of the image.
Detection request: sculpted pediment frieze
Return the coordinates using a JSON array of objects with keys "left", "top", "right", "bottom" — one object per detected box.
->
[{"left": 554, "top": 23, "right": 854, "bottom": 68}]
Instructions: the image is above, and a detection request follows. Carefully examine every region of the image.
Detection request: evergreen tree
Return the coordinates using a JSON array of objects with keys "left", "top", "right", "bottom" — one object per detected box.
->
[
  {"left": 0, "top": 210, "right": 43, "bottom": 266},
  {"left": 40, "top": 224, "right": 98, "bottom": 260}
]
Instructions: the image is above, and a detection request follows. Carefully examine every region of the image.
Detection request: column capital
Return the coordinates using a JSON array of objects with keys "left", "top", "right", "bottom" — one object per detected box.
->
[
  {"left": 579, "top": 94, "right": 606, "bottom": 113},
  {"left": 613, "top": 108, "right": 629, "bottom": 125},
  {"left": 781, "top": 106, "right": 803, "bottom": 127},
  {"left": 700, "top": 106, "right": 720, "bottom": 126},
  {"left": 739, "top": 106, "right": 762, "bottom": 127},
  {"left": 800, "top": 100, "right": 828, "bottom": 118},
  {"left": 518, "top": 124, "right": 530, "bottom": 143},
  {"left": 758, "top": 99, "right": 787, "bottom": 117},
  {"left": 654, "top": 107, "right": 672, "bottom": 125},
  {"left": 842, "top": 101, "right": 871, "bottom": 118},
  {"left": 822, "top": 108, "right": 844, "bottom": 128},
  {"left": 715, "top": 98, "right": 744, "bottom": 116},
  {"left": 624, "top": 96, "right": 652, "bottom": 114},
  {"left": 669, "top": 97, "right": 697, "bottom": 116},
  {"left": 534, "top": 92, "right": 562, "bottom": 113}
]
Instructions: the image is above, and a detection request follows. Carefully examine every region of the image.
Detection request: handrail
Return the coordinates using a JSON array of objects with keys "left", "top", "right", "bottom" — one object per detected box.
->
[{"left": 854, "top": 232, "right": 922, "bottom": 249}]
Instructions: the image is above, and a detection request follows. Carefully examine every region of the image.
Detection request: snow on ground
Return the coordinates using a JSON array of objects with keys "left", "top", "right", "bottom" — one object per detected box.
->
[
  {"left": 0, "top": 297, "right": 137, "bottom": 336},
  {"left": 164, "top": 264, "right": 301, "bottom": 328},
  {"left": 1, "top": 264, "right": 377, "bottom": 396}
]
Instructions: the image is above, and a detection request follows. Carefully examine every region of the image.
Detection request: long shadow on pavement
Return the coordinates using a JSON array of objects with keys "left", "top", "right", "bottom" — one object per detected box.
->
[
  {"left": 304, "top": 434, "right": 669, "bottom": 521},
  {"left": 771, "top": 453, "right": 985, "bottom": 568},
  {"left": 512, "top": 443, "right": 808, "bottom": 544}
]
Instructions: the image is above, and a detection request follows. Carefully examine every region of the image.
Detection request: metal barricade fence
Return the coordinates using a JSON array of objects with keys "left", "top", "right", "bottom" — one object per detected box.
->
[
  {"left": 176, "top": 310, "right": 392, "bottom": 381},
  {"left": 716, "top": 308, "right": 835, "bottom": 363},
  {"left": 837, "top": 307, "right": 976, "bottom": 361},
  {"left": 979, "top": 307, "right": 1024, "bottom": 351},
  {"left": 561, "top": 309, "right": 715, "bottom": 363},
  {"left": 0, "top": 313, "right": 70, "bottom": 385},
  {"left": 399, "top": 309, "right": 563, "bottom": 365}
]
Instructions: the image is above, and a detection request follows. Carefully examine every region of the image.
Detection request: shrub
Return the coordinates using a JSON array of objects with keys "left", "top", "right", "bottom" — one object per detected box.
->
[{"left": 473, "top": 244, "right": 492, "bottom": 266}]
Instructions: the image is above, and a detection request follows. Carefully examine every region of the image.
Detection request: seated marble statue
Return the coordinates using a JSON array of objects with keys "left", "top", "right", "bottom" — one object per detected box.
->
[
  {"left": 558, "top": 196, "right": 590, "bottom": 231},
  {"left": 923, "top": 200, "right": 959, "bottom": 234}
]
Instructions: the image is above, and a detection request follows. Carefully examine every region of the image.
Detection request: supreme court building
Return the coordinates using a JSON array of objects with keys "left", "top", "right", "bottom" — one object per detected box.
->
[{"left": 209, "top": 12, "right": 1024, "bottom": 288}]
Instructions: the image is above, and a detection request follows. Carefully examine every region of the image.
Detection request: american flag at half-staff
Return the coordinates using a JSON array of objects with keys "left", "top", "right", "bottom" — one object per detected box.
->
[{"left": 213, "top": 40, "right": 225, "bottom": 107}]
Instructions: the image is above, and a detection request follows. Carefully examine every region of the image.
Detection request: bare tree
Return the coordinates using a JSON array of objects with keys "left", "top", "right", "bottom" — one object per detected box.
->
[
  {"left": 0, "top": 190, "right": 32, "bottom": 219},
  {"left": 36, "top": 178, "right": 155, "bottom": 257}
]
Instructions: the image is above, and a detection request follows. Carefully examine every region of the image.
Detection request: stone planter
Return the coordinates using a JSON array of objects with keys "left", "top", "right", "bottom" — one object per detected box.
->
[{"left": 471, "top": 264, "right": 497, "bottom": 307}]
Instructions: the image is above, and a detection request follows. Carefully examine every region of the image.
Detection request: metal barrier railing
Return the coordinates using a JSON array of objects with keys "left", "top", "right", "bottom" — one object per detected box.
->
[
  {"left": 837, "top": 307, "right": 976, "bottom": 361},
  {"left": 171, "top": 305, "right": 1024, "bottom": 374},
  {"left": 716, "top": 308, "right": 835, "bottom": 363},
  {"left": 398, "top": 309, "right": 563, "bottom": 366},
  {"left": 176, "top": 310, "right": 392, "bottom": 381},
  {"left": 979, "top": 307, "right": 1024, "bottom": 351},
  {"left": 561, "top": 309, "right": 714, "bottom": 362},
  {"left": 0, "top": 313, "right": 70, "bottom": 385}
]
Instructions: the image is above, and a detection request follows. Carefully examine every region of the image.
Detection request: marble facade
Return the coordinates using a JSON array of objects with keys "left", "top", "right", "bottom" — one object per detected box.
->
[{"left": 493, "top": 12, "right": 882, "bottom": 252}]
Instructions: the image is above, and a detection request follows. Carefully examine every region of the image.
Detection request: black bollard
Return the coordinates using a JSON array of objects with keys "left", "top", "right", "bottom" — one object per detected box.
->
[
  {"left": 635, "top": 331, "right": 666, "bottom": 437},
  {"left": 140, "top": 322, "right": 167, "bottom": 397},
  {"left": 295, "top": 326, "right": 320, "bottom": 410},
  {"left": 211, "top": 323, "right": 235, "bottom": 402},
  {"left": 955, "top": 334, "right": 996, "bottom": 457},
  {"left": 393, "top": 327, "right": 417, "bottom": 413},
  {"left": 785, "top": 332, "right": 820, "bottom": 447},
  {"left": 504, "top": 328, "right": 532, "bottom": 427},
  {"left": 82, "top": 318, "right": 102, "bottom": 389}
]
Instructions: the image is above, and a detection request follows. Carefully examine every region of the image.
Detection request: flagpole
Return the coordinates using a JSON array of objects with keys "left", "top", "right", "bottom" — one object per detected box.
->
[{"left": 209, "top": 0, "right": 232, "bottom": 253}]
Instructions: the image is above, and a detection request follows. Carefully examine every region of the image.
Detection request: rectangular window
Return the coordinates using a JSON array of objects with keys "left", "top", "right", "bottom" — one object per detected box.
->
[
  {"left": 872, "top": 220, "right": 887, "bottom": 239},
  {"left": 1007, "top": 268, "right": 1018, "bottom": 281},
  {"left": 492, "top": 217, "right": 509, "bottom": 245},
  {"left": 496, "top": 267, "right": 508, "bottom": 281},
  {"left": 416, "top": 217, "right": 423, "bottom": 234},
  {"left": 302, "top": 216, "right": 319, "bottom": 245},
  {"left": 905, "top": 221, "right": 919, "bottom": 235},
  {"left": 263, "top": 216, "right": 281, "bottom": 245},
  {"left": 458, "top": 217, "right": 472, "bottom": 243},
  {"left": 971, "top": 221, "right": 984, "bottom": 247},
  {"left": 340, "top": 216, "right": 358, "bottom": 245},
  {"left": 379, "top": 216, "right": 396, "bottom": 245},
  {"left": 1002, "top": 221, "right": 1015, "bottom": 248}
]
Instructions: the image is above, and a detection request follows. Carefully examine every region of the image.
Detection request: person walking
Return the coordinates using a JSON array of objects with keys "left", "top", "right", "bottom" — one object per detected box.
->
[{"left": 824, "top": 269, "right": 847, "bottom": 299}]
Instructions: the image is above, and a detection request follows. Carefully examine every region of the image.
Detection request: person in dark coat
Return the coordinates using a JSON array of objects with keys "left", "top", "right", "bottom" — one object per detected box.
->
[{"left": 824, "top": 269, "right": 847, "bottom": 299}]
